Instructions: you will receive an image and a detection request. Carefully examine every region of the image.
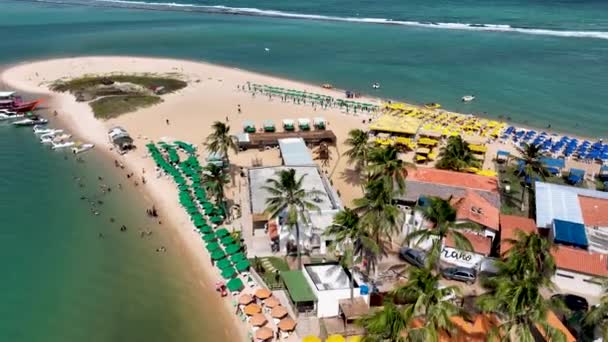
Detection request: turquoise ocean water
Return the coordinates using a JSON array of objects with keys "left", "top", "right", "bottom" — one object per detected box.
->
[{"left": 0, "top": 0, "right": 607, "bottom": 341}]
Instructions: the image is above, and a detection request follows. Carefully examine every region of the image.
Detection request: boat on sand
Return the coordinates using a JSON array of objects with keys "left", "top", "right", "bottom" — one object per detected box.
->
[
  {"left": 51, "top": 140, "right": 75, "bottom": 150},
  {"left": 13, "top": 117, "right": 48, "bottom": 126},
  {"left": 71, "top": 143, "right": 95, "bottom": 154}
]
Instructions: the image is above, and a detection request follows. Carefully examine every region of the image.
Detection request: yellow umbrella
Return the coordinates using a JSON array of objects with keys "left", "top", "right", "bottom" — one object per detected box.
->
[
  {"left": 326, "top": 335, "right": 346, "bottom": 342},
  {"left": 347, "top": 337, "right": 362, "bottom": 342},
  {"left": 302, "top": 336, "right": 322, "bottom": 342}
]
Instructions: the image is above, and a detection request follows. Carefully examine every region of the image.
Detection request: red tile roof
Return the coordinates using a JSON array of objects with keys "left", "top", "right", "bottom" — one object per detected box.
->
[
  {"left": 445, "top": 232, "right": 492, "bottom": 256},
  {"left": 407, "top": 168, "right": 499, "bottom": 193},
  {"left": 553, "top": 246, "right": 608, "bottom": 277},
  {"left": 579, "top": 195, "right": 608, "bottom": 227},
  {"left": 451, "top": 191, "right": 500, "bottom": 231},
  {"left": 499, "top": 214, "right": 538, "bottom": 254}
]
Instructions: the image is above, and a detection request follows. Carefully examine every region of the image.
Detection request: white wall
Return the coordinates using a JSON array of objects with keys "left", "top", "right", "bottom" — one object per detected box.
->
[
  {"left": 553, "top": 268, "right": 603, "bottom": 298},
  {"left": 302, "top": 267, "right": 368, "bottom": 318},
  {"left": 440, "top": 246, "right": 485, "bottom": 270}
]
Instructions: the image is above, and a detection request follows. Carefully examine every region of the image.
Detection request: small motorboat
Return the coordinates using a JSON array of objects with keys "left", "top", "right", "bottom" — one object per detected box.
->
[
  {"left": 51, "top": 140, "right": 75, "bottom": 150},
  {"left": 462, "top": 95, "right": 476, "bottom": 102},
  {"left": 424, "top": 103, "right": 441, "bottom": 109},
  {"left": 0, "top": 112, "right": 24, "bottom": 121},
  {"left": 33, "top": 125, "right": 61, "bottom": 135},
  {"left": 41, "top": 133, "right": 71, "bottom": 144},
  {"left": 372, "top": 82, "right": 381, "bottom": 89},
  {"left": 13, "top": 117, "right": 48, "bottom": 126},
  {"left": 71, "top": 143, "right": 95, "bottom": 154}
]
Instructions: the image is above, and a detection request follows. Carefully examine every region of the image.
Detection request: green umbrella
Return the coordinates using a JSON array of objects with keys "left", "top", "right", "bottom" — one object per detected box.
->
[
  {"left": 198, "top": 225, "right": 213, "bottom": 234},
  {"left": 230, "top": 253, "right": 246, "bottom": 263},
  {"left": 226, "top": 278, "right": 244, "bottom": 292},
  {"left": 210, "top": 250, "right": 225, "bottom": 261},
  {"left": 216, "top": 228, "right": 229, "bottom": 237},
  {"left": 202, "top": 233, "right": 216, "bottom": 242},
  {"left": 235, "top": 260, "right": 250, "bottom": 272},
  {"left": 216, "top": 258, "right": 233, "bottom": 270},
  {"left": 221, "top": 267, "right": 236, "bottom": 279},
  {"left": 220, "top": 236, "right": 235, "bottom": 246},
  {"left": 210, "top": 215, "right": 223, "bottom": 224},
  {"left": 224, "top": 244, "right": 241, "bottom": 255},
  {"left": 206, "top": 242, "right": 220, "bottom": 252}
]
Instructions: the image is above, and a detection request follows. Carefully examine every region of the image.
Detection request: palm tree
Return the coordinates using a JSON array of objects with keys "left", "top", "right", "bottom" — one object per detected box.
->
[
  {"left": 585, "top": 282, "right": 608, "bottom": 340},
  {"left": 436, "top": 135, "right": 480, "bottom": 171},
  {"left": 358, "top": 302, "right": 412, "bottom": 342},
  {"left": 205, "top": 121, "right": 238, "bottom": 166},
  {"left": 202, "top": 163, "right": 229, "bottom": 213},
  {"left": 262, "top": 168, "right": 322, "bottom": 270},
  {"left": 325, "top": 208, "right": 380, "bottom": 299},
  {"left": 344, "top": 129, "right": 370, "bottom": 169},
  {"left": 477, "top": 231, "right": 565, "bottom": 342},
  {"left": 359, "top": 266, "right": 461, "bottom": 341},
  {"left": 404, "top": 197, "right": 477, "bottom": 270},
  {"left": 515, "top": 143, "right": 549, "bottom": 211},
  {"left": 367, "top": 145, "right": 409, "bottom": 195},
  {"left": 354, "top": 178, "right": 403, "bottom": 273}
]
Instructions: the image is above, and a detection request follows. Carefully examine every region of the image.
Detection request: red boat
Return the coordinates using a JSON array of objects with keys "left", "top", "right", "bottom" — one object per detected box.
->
[{"left": 0, "top": 91, "right": 43, "bottom": 112}]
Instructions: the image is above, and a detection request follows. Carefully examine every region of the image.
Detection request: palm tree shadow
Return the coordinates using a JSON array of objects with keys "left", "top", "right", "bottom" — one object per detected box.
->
[{"left": 340, "top": 167, "right": 365, "bottom": 187}]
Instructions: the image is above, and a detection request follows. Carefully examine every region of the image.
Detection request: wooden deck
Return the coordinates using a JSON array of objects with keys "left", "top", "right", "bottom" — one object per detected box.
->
[{"left": 239, "top": 130, "right": 336, "bottom": 150}]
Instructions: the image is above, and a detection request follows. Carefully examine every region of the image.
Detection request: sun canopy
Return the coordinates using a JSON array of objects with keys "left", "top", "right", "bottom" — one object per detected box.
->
[
  {"left": 370, "top": 115, "right": 421, "bottom": 136},
  {"left": 540, "top": 157, "right": 565, "bottom": 170},
  {"left": 552, "top": 219, "right": 588, "bottom": 249},
  {"left": 281, "top": 271, "right": 317, "bottom": 303},
  {"left": 468, "top": 144, "right": 488, "bottom": 153}
]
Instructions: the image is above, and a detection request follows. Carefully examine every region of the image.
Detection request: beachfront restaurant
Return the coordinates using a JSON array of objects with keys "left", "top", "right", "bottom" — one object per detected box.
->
[
  {"left": 369, "top": 115, "right": 422, "bottom": 143},
  {"left": 108, "top": 126, "right": 134, "bottom": 154}
]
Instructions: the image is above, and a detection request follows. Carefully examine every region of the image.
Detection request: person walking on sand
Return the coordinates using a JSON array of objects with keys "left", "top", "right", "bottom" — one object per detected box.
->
[
  {"left": 166, "top": 119, "right": 170, "bottom": 125},
  {"left": 237, "top": 104, "right": 241, "bottom": 114}
]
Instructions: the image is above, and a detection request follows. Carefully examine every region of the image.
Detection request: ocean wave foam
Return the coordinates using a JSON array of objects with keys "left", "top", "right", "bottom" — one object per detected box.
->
[{"left": 36, "top": 0, "right": 608, "bottom": 40}]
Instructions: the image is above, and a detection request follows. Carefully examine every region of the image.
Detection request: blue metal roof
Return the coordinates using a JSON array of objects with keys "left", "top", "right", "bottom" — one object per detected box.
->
[
  {"left": 552, "top": 219, "right": 588, "bottom": 248},
  {"left": 278, "top": 138, "right": 314, "bottom": 166}
]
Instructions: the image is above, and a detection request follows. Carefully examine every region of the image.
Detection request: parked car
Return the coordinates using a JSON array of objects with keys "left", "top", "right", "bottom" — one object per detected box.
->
[
  {"left": 552, "top": 293, "right": 589, "bottom": 312},
  {"left": 398, "top": 247, "right": 427, "bottom": 268},
  {"left": 441, "top": 266, "right": 477, "bottom": 284}
]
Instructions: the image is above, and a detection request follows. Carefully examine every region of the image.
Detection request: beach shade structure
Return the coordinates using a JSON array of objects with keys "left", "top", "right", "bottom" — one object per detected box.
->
[
  {"left": 230, "top": 252, "right": 246, "bottom": 263},
  {"left": 220, "top": 236, "right": 236, "bottom": 246},
  {"left": 255, "top": 288, "right": 272, "bottom": 300},
  {"left": 206, "top": 242, "right": 221, "bottom": 252},
  {"left": 226, "top": 277, "right": 244, "bottom": 292},
  {"left": 567, "top": 168, "right": 586, "bottom": 185},
  {"left": 271, "top": 305, "right": 288, "bottom": 319},
  {"left": 235, "top": 259, "right": 250, "bottom": 272},
  {"left": 250, "top": 313, "right": 268, "bottom": 327},
  {"left": 242, "top": 120, "right": 256, "bottom": 133},
  {"left": 221, "top": 267, "right": 237, "bottom": 279},
  {"left": 198, "top": 225, "right": 213, "bottom": 234},
  {"left": 313, "top": 117, "right": 326, "bottom": 130},
  {"left": 282, "top": 119, "right": 295, "bottom": 131},
  {"left": 302, "top": 336, "right": 322, "bottom": 342},
  {"left": 278, "top": 317, "right": 296, "bottom": 332},
  {"left": 238, "top": 294, "right": 254, "bottom": 305},
  {"left": 255, "top": 327, "right": 273, "bottom": 341},
  {"left": 202, "top": 233, "right": 217, "bottom": 242},
  {"left": 326, "top": 335, "right": 346, "bottom": 342},
  {"left": 210, "top": 215, "right": 223, "bottom": 224},
  {"left": 346, "top": 336, "right": 362, "bottom": 342},
  {"left": 215, "top": 228, "right": 230, "bottom": 237},
  {"left": 224, "top": 243, "right": 241, "bottom": 255},
  {"left": 243, "top": 303, "right": 262, "bottom": 316},
  {"left": 298, "top": 118, "right": 311, "bottom": 130},
  {"left": 263, "top": 120, "right": 276, "bottom": 132},
  {"left": 210, "top": 250, "right": 226, "bottom": 261},
  {"left": 264, "top": 296, "right": 280, "bottom": 308},
  {"left": 216, "top": 258, "right": 233, "bottom": 270}
]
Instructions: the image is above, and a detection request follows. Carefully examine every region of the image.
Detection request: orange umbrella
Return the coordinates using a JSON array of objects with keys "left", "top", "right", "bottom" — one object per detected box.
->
[
  {"left": 250, "top": 313, "right": 267, "bottom": 327},
  {"left": 278, "top": 317, "right": 296, "bottom": 331},
  {"left": 264, "top": 296, "right": 280, "bottom": 308},
  {"left": 239, "top": 294, "right": 254, "bottom": 305},
  {"left": 255, "top": 288, "right": 272, "bottom": 299},
  {"left": 271, "top": 305, "right": 288, "bottom": 319},
  {"left": 243, "top": 303, "right": 261, "bottom": 316},
  {"left": 255, "top": 327, "right": 273, "bottom": 341}
]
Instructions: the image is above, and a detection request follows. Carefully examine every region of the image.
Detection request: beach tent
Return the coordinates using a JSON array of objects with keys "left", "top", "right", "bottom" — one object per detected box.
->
[
  {"left": 298, "top": 118, "right": 311, "bottom": 131},
  {"left": 225, "top": 243, "right": 242, "bottom": 255},
  {"left": 540, "top": 157, "right": 565, "bottom": 176},
  {"left": 283, "top": 119, "right": 295, "bottom": 131},
  {"left": 242, "top": 120, "right": 256, "bottom": 133},
  {"left": 226, "top": 278, "right": 244, "bottom": 292},
  {"left": 216, "top": 258, "right": 233, "bottom": 270},
  {"left": 211, "top": 250, "right": 226, "bottom": 261},
  {"left": 263, "top": 120, "right": 275, "bottom": 132},
  {"left": 221, "top": 267, "right": 237, "bottom": 279},
  {"left": 313, "top": 117, "right": 326, "bottom": 130}
]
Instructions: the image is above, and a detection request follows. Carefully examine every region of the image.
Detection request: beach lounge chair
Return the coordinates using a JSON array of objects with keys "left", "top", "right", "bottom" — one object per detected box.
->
[
  {"left": 263, "top": 120, "right": 275, "bottom": 132},
  {"left": 298, "top": 118, "right": 310, "bottom": 131},
  {"left": 243, "top": 120, "right": 256, "bottom": 133},
  {"left": 282, "top": 119, "right": 295, "bottom": 131},
  {"left": 313, "top": 117, "right": 326, "bottom": 130}
]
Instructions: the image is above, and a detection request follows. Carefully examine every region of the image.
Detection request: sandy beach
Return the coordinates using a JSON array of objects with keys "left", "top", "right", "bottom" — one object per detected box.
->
[{"left": 2, "top": 55, "right": 604, "bottom": 340}]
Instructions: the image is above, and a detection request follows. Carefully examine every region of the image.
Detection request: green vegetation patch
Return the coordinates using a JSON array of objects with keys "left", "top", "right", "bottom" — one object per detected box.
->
[
  {"left": 90, "top": 95, "right": 162, "bottom": 119},
  {"left": 50, "top": 73, "right": 187, "bottom": 118}
]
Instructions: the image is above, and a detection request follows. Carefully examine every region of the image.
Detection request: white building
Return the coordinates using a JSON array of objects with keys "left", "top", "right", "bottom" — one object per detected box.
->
[{"left": 302, "top": 262, "right": 368, "bottom": 318}]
